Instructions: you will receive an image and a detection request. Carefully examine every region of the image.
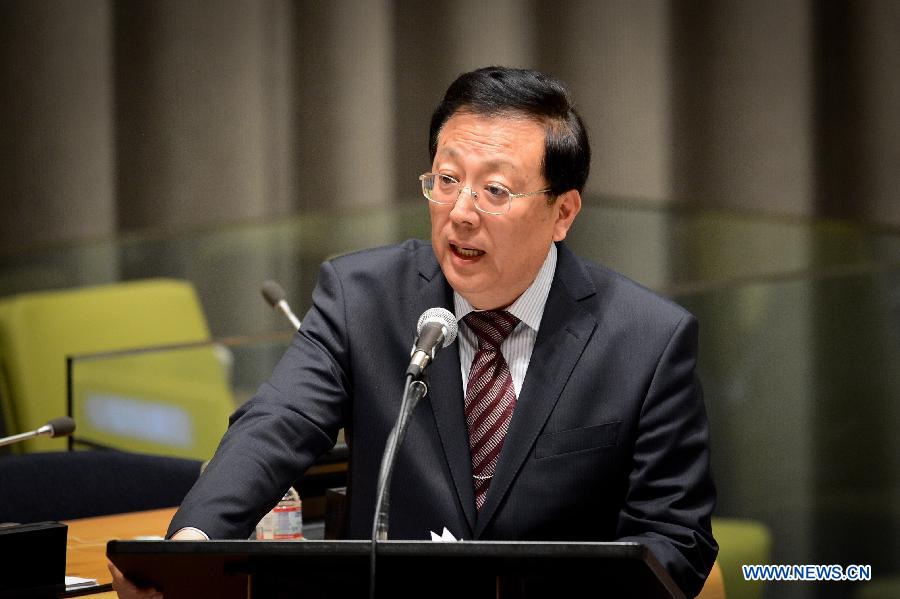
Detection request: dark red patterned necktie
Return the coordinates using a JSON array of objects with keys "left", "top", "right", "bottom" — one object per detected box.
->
[{"left": 463, "top": 310, "right": 520, "bottom": 511}]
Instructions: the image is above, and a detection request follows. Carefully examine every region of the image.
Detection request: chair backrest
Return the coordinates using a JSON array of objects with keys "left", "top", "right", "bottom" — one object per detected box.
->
[
  {"left": 70, "top": 342, "right": 235, "bottom": 460},
  {"left": 0, "top": 450, "right": 201, "bottom": 523},
  {"left": 0, "top": 279, "right": 220, "bottom": 453},
  {"left": 0, "top": 302, "right": 14, "bottom": 439}
]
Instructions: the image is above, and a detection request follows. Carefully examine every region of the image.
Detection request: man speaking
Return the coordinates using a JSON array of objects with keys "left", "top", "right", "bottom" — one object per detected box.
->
[{"left": 113, "top": 66, "right": 717, "bottom": 597}]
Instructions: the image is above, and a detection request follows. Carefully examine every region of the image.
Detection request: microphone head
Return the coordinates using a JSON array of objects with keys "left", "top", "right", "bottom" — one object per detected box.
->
[
  {"left": 46, "top": 416, "right": 76, "bottom": 438},
  {"left": 416, "top": 308, "right": 458, "bottom": 348},
  {"left": 261, "top": 280, "right": 286, "bottom": 308}
]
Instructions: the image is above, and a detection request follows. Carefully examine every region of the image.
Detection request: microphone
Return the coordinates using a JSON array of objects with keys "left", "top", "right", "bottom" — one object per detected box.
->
[
  {"left": 370, "top": 308, "right": 457, "bottom": 593},
  {"left": 261, "top": 280, "right": 302, "bottom": 330},
  {"left": 0, "top": 417, "right": 76, "bottom": 448},
  {"left": 406, "top": 308, "right": 458, "bottom": 378}
]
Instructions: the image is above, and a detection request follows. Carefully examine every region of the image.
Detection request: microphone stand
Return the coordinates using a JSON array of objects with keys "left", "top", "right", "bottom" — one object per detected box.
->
[
  {"left": 0, "top": 419, "right": 75, "bottom": 448},
  {"left": 369, "top": 374, "right": 428, "bottom": 598},
  {"left": 0, "top": 430, "right": 47, "bottom": 448}
]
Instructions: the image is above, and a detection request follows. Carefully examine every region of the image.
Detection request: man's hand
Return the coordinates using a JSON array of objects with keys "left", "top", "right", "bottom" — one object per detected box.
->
[
  {"left": 108, "top": 528, "right": 207, "bottom": 598},
  {"left": 169, "top": 528, "right": 209, "bottom": 541},
  {"left": 108, "top": 562, "right": 162, "bottom": 599}
]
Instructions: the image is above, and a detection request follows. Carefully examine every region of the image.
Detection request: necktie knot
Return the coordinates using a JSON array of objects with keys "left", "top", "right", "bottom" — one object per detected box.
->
[{"left": 463, "top": 310, "right": 520, "bottom": 351}]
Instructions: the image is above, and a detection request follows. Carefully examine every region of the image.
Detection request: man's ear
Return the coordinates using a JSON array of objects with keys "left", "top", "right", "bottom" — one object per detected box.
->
[{"left": 552, "top": 190, "right": 582, "bottom": 242}]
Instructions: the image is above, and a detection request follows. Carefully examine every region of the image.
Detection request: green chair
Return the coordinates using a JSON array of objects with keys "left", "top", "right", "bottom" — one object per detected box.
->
[
  {"left": 0, "top": 279, "right": 234, "bottom": 460},
  {"left": 711, "top": 517, "right": 772, "bottom": 599},
  {"left": 0, "top": 302, "right": 13, "bottom": 438}
]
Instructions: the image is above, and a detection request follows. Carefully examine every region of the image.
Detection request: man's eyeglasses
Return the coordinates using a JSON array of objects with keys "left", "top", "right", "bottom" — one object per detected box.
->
[{"left": 419, "top": 173, "right": 551, "bottom": 216}]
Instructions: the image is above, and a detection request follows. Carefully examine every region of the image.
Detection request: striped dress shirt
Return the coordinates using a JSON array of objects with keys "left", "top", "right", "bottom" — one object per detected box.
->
[{"left": 454, "top": 243, "right": 558, "bottom": 397}]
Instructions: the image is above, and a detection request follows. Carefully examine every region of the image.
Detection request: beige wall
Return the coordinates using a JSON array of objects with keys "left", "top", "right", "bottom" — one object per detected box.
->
[
  {"left": 2, "top": 0, "right": 899, "bottom": 255},
  {"left": 0, "top": 0, "right": 115, "bottom": 252},
  {"left": 112, "top": 0, "right": 294, "bottom": 229},
  {"left": 669, "top": 0, "right": 814, "bottom": 216},
  {"left": 538, "top": 0, "right": 673, "bottom": 202}
]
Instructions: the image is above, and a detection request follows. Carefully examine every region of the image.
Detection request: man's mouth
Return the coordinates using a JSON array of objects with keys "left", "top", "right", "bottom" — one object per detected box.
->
[{"left": 450, "top": 243, "right": 485, "bottom": 258}]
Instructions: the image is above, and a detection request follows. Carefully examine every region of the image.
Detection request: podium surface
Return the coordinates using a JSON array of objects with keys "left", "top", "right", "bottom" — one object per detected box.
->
[{"left": 108, "top": 539, "right": 685, "bottom": 598}]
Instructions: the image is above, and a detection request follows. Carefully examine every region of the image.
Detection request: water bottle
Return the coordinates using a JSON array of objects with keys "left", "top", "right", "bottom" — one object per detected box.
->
[{"left": 255, "top": 486, "right": 303, "bottom": 540}]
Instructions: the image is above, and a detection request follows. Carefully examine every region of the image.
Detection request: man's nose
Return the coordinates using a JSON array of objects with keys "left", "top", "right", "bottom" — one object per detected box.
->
[{"left": 449, "top": 186, "right": 480, "bottom": 222}]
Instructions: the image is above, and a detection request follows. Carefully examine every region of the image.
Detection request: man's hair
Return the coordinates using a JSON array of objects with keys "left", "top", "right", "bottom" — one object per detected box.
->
[{"left": 429, "top": 66, "right": 591, "bottom": 196}]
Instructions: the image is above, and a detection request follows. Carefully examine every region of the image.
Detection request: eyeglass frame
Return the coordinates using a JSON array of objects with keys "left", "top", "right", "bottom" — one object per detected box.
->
[{"left": 418, "top": 172, "right": 553, "bottom": 216}]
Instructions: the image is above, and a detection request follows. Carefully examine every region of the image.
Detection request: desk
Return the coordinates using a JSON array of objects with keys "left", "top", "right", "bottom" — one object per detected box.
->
[
  {"left": 62, "top": 506, "right": 327, "bottom": 597},
  {"left": 64, "top": 507, "right": 176, "bottom": 597}
]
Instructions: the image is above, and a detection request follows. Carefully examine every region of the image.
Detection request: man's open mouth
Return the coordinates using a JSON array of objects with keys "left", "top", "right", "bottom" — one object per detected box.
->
[{"left": 451, "top": 243, "right": 485, "bottom": 258}]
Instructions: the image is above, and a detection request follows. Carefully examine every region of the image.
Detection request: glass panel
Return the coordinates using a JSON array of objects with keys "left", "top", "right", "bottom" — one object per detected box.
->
[
  {"left": 68, "top": 333, "right": 292, "bottom": 461},
  {"left": 680, "top": 266, "right": 900, "bottom": 598},
  {"left": 8, "top": 198, "right": 900, "bottom": 597},
  {"left": 5, "top": 198, "right": 900, "bottom": 337}
]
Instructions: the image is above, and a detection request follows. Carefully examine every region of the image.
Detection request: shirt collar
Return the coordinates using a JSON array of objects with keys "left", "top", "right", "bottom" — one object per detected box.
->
[{"left": 453, "top": 243, "right": 558, "bottom": 333}]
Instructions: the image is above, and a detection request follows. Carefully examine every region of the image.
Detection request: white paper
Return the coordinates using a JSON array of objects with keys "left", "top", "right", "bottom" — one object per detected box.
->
[
  {"left": 65, "top": 576, "right": 98, "bottom": 590},
  {"left": 429, "top": 527, "right": 459, "bottom": 542}
]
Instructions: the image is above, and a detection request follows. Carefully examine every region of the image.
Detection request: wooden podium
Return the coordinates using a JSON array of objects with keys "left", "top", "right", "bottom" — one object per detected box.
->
[{"left": 108, "top": 539, "right": 686, "bottom": 598}]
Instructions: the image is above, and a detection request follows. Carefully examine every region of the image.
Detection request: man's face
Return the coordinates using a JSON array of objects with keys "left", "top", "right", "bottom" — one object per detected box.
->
[{"left": 429, "top": 112, "right": 581, "bottom": 310}]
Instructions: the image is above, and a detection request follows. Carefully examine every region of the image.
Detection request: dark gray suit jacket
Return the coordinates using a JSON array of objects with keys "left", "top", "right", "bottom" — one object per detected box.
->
[{"left": 169, "top": 239, "right": 717, "bottom": 596}]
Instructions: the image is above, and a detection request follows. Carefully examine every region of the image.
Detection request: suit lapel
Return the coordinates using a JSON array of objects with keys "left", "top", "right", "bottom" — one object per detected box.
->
[
  {"left": 412, "top": 245, "right": 477, "bottom": 534},
  {"left": 474, "top": 243, "right": 598, "bottom": 536}
]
